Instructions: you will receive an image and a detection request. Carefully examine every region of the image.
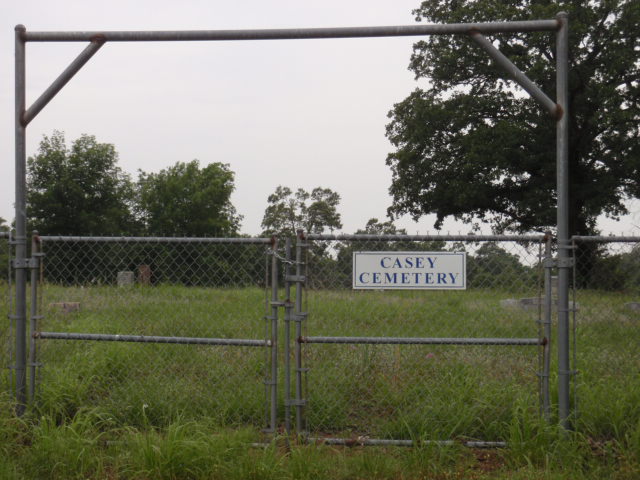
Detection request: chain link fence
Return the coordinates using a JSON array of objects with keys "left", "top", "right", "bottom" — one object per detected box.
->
[
  {"left": 289, "top": 234, "right": 547, "bottom": 444},
  {"left": 34, "top": 236, "right": 276, "bottom": 429},
  {"left": 0, "top": 232, "right": 12, "bottom": 393},
  {"left": 12, "top": 231, "right": 640, "bottom": 441},
  {"left": 572, "top": 236, "right": 640, "bottom": 434}
]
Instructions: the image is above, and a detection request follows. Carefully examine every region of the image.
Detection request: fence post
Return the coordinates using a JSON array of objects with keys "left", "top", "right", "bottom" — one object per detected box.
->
[
  {"left": 284, "top": 238, "right": 292, "bottom": 436},
  {"left": 269, "top": 238, "right": 279, "bottom": 433},
  {"left": 14, "top": 25, "right": 28, "bottom": 416},
  {"left": 555, "top": 11, "right": 572, "bottom": 429},
  {"left": 28, "top": 232, "right": 41, "bottom": 402},
  {"left": 294, "top": 230, "right": 307, "bottom": 437},
  {"left": 541, "top": 232, "right": 553, "bottom": 420}
]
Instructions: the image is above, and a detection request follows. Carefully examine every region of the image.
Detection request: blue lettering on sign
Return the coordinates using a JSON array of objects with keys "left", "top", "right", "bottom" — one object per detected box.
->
[
  {"left": 359, "top": 272, "right": 369, "bottom": 284},
  {"left": 378, "top": 256, "right": 439, "bottom": 269}
]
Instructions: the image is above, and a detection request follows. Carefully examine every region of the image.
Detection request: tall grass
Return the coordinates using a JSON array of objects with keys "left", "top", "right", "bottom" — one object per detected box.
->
[{"left": 0, "top": 284, "right": 638, "bottom": 478}]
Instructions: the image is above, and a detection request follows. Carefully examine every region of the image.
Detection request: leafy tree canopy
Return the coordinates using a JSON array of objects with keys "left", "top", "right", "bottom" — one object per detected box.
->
[
  {"left": 137, "top": 160, "right": 242, "bottom": 236},
  {"left": 261, "top": 186, "right": 342, "bottom": 237},
  {"left": 386, "top": 0, "right": 639, "bottom": 236},
  {"left": 356, "top": 218, "right": 408, "bottom": 235},
  {"left": 27, "top": 131, "right": 137, "bottom": 235}
]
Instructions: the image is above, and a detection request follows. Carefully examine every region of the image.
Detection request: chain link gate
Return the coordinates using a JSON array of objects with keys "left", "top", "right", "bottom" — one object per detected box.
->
[
  {"left": 31, "top": 235, "right": 278, "bottom": 431},
  {"left": 284, "top": 232, "right": 550, "bottom": 446}
]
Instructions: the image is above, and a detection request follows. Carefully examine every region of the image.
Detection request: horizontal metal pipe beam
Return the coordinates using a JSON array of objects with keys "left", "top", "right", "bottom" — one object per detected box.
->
[
  {"left": 22, "top": 20, "right": 560, "bottom": 43},
  {"left": 469, "top": 32, "right": 558, "bottom": 117},
  {"left": 307, "top": 437, "right": 506, "bottom": 448},
  {"left": 0, "top": 232, "right": 9, "bottom": 238},
  {"left": 22, "top": 39, "right": 105, "bottom": 126},
  {"left": 34, "top": 331, "right": 270, "bottom": 347},
  {"left": 303, "top": 233, "right": 545, "bottom": 242},
  {"left": 301, "top": 336, "right": 542, "bottom": 346},
  {"left": 38, "top": 235, "right": 273, "bottom": 245},
  {"left": 571, "top": 236, "right": 640, "bottom": 243}
]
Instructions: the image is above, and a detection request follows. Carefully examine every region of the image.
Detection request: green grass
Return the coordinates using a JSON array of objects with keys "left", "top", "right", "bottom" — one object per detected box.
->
[{"left": 0, "top": 283, "right": 639, "bottom": 478}]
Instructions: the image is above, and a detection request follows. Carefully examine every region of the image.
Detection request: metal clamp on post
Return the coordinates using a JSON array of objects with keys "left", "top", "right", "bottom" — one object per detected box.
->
[
  {"left": 285, "top": 275, "right": 306, "bottom": 283},
  {"left": 285, "top": 399, "right": 307, "bottom": 407},
  {"left": 544, "top": 257, "right": 574, "bottom": 269},
  {"left": 11, "top": 258, "right": 30, "bottom": 269},
  {"left": 292, "top": 312, "right": 308, "bottom": 323}
]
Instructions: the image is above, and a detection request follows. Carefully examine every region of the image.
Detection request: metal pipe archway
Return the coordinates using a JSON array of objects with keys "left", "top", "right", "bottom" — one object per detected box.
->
[{"left": 13, "top": 15, "right": 571, "bottom": 427}]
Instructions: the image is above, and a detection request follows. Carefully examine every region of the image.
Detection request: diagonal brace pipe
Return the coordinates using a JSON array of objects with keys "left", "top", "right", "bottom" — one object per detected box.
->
[
  {"left": 22, "top": 38, "right": 105, "bottom": 126},
  {"left": 469, "top": 31, "right": 559, "bottom": 118}
]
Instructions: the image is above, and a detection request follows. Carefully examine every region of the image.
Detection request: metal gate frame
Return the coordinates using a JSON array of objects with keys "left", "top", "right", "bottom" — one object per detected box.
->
[
  {"left": 13, "top": 15, "right": 572, "bottom": 426},
  {"left": 29, "top": 234, "right": 280, "bottom": 433},
  {"left": 284, "top": 231, "right": 551, "bottom": 446}
]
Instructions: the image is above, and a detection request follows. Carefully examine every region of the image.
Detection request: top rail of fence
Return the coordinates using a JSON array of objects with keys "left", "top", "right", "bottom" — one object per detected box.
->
[
  {"left": 21, "top": 20, "right": 560, "bottom": 43},
  {"left": 38, "top": 235, "right": 274, "bottom": 245},
  {"left": 572, "top": 235, "right": 640, "bottom": 243},
  {"left": 303, "top": 233, "right": 547, "bottom": 242}
]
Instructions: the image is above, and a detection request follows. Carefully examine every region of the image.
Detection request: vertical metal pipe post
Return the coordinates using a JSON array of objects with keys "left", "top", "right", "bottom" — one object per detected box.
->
[
  {"left": 269, "top": 239, "right": 279, "bottom": 433},
  {"left": 555, "top": 11, "right": 571, "bottom": 429},
  {"left": 28, "top": 233, "right": 40, "bottom": 401},
  {"left": 283, "top": 238, "right": 292, "bottom": 436},
  {"left": 294, "top": 231, "right": 305, "bottom": 436},
  {"left": 7, "top": 231, "right": 14, "bottom": 391},
  {"left": 14, "top": 25, "right": 27, "bottom": 416},
  {"left": 542, "top": 233, "right": 553, "bottom": 420}
]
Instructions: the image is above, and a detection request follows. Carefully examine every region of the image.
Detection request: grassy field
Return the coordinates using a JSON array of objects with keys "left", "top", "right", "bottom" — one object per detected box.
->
[{"left": 0, "top": 283, "right": 638, "bottom": 478}]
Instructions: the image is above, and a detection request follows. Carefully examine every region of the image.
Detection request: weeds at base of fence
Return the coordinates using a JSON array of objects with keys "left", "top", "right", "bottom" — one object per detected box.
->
[{"left": 0, "top": 397, "right": 638, "bottom": 479}]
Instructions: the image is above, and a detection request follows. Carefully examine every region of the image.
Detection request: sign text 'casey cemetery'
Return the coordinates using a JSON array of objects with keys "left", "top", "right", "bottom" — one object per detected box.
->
[{"left": 353, "top": 252, "right": 466, "bottom": 290}]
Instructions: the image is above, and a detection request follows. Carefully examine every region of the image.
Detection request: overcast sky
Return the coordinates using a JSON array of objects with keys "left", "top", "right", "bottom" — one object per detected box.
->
[{"left": 2, "top": 1, "right": 637, "bottom": 235}]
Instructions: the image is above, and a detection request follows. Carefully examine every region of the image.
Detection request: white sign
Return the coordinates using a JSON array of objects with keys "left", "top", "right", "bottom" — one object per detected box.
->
[{"left": 353, "top": 251, "right": 466, "bottom": 290}]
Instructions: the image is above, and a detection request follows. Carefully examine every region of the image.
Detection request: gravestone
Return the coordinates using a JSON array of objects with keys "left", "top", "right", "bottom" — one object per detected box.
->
[
  {"left": 117, "top": 271, "right": 134, "bottom": 287},
  {"left": 138, "top": 265, "right": 151, "bottom": 285}
]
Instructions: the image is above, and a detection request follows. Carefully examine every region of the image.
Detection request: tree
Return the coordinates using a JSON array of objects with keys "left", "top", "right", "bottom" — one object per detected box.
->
[
  {"left": 137, "top": 160, "right": 242, "bottom": 236},
  {"left": 27, "top": 131, "right": 137, "bottom": 235},
  {"left": 386, "top": 1, "right": 639, "bottom": 237},
  {"left": 261, "top": 186, "right": 342, "bottom": 237},
  {"left": 356, "top": 218, "right": 408, "bottom": 236},
  {"left": 467, "top": 243, "right": 531, "bottom": 290}
]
